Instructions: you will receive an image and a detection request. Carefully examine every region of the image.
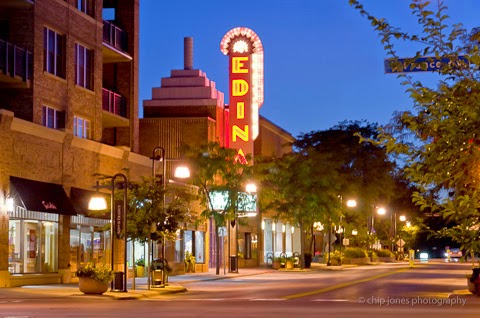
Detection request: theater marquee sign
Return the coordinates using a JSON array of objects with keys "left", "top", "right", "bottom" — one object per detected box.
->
[{"left": 221, "top": 27, "right": 264, "bottom": 163}]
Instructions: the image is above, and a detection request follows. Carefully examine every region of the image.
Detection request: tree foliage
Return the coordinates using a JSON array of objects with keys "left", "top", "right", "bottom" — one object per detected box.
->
[
  {"left": 181, "top": 142, "right": 255, "bottom": 274},
  {"left": 256, "top": 120, "right": 402, "bottom": 255},
  {"left": 126, "top": 176, "right": 193, "bottom": 243},
  {"left": 350, "top": 0, "right": 480, "bottom": 257}
]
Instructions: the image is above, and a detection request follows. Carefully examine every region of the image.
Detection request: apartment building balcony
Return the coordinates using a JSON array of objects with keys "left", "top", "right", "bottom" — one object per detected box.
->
[
  {"left": 102, "top": 20, "right": 132, "bottom": 63},
  {"left": 102, "top": 88, "right": 129, "bottom": 128},
  {"left": 0, "top": 39, "right": 32, "bottom": 87},
  {"left": 0, "top": 0, "right": 34, "bottom": 8}
]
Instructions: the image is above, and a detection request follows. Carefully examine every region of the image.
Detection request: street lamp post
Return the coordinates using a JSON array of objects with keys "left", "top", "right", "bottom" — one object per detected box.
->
[
  {"left": 149, "top": 147, "right": 190, "bottom": 287},
  {"left": 338, "top": 198, "right": 356, "bottom": 266},
  {"left": 327, "top": 215, "right": 332, "bottom": 266},
  {"left": 89, "top": 173, "right": 128, "bottom": 292},
  {"left": 369, "top": 206, "right": 386, "bottom": 262},
  {"left": 149, "top": 146, "right": 165, "bottom": 289}
]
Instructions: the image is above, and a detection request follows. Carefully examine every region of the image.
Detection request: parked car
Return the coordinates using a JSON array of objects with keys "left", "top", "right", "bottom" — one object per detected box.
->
[{"left": 445, "top": 248, "right": 463, "bottom": 259}]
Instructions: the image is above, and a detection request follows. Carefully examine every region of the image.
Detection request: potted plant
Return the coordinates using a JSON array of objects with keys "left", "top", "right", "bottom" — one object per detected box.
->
[
  {"left": 272, "top": 256, "right": 285, "bottom": 270},
  {"left": 76, "top": 262, "right": 113, "bottom": 295},
  {"left": 285, "top": 256, "right": 296, "bottom": 270},
  {"left": 135, "top": 258, "right": 145, "bottom": 277},
  {"left": 465, "top": 259, "right": 480, "bottom": 294},
  {"left": 184, "top": 251, "right": 196, "bottom": 273}
]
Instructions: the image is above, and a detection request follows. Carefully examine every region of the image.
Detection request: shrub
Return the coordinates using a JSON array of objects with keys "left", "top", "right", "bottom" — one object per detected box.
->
[
  {"left": 377, "top": 249, "right": 394, "bottom": 258},
  {"left": 344, "top": 247, "right": 368, "bottom": 258},
  {"left": 76, "top": 262, "right": 113, "bottom": 285},
  {"left": 324, "top": 251, "right": 342, "bottom": 264},
  {"left": 367, "top": 250, "right": 378, "bottom": 259}
]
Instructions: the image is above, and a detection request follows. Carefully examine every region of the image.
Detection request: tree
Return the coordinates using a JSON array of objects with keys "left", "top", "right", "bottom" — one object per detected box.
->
[
  {"left": 181, "top": 142, "right": 255, "bottom": 275},
  {"left": 297, "top": 121, "right": 400, "bottom": 252},
  {"left": 350, "top": 0, "right": 480, "bottom": 261},
  {"left": 126, "top": 176, "right": 192, "bottom": 244},
  {"left": 255, "top": 150, "right": 340, "bottom": 266}
]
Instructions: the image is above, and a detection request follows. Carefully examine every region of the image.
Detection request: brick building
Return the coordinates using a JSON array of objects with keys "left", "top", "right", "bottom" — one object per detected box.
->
[
  {"left": 0, "top": 0, "right": 145, "bottom": 287},
  {"left": 0, "top": 1, "right": 295, "bottom": 288}
]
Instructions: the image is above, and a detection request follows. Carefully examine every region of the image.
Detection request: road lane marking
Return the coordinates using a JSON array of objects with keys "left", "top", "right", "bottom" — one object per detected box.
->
[
  {"left": 281, "top": 268, "right": 409, "bottom": 299},
  {"left": 250, "top": 298, "right": 285, "bottom": 301}
]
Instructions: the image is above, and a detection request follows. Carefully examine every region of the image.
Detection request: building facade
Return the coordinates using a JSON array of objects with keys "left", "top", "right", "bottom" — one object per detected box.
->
[
  {"left": 0, "top": 0, "right": 144, "bottom": 287},
  {"left": 140, "top": 37, "right": 296, "bottom": 271}
]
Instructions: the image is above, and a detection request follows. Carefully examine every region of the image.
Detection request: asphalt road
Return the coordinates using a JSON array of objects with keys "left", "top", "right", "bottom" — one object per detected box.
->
[{"left": 1, "top": 260, "right": 479, "bottom": 318}]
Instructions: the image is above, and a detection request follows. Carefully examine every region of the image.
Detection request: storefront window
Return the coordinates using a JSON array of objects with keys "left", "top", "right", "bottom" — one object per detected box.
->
[
  {"left": 182, "top": 230, "right": 205, "bottom": 264},
  {"left": 174, "top": 231, "right": 182, "bottom": 263},
  {"left": 195, "top": 231, "right": 205, "bottom": 264},
  {"left": 184, "top": 231, "right": 193, "bottom": 254},
  {"left": 8, "top": 216, "right": 58, "bottom": 274},
  {"left": 69, "top": 224, "right": 108, "bottom": 275}
]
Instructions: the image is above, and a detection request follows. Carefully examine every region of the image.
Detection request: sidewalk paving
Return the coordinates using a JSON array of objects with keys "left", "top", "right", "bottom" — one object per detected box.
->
[
  {"left": 5, "top": 267, "right": 273, "bottom": 300},
  {"left": 5, "top": 264, "right": 479, "bottom": 302}
]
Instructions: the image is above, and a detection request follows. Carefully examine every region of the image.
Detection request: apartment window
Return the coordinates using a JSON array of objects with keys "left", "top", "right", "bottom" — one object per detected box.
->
[
  {"left": 42, "top": 106, "right": 64, "bottom": 129},
  {"left": 43, "top": 27, "right": 66, "bottom": 78},
  {"left": 73, "top": 116, "right": 91, "bottom": 139},
  {"left": 75, "top": 43, "right": 93, "bottom": 90},
  {"left": 76, "top": 0, "right": 95, "bottom": 17}
]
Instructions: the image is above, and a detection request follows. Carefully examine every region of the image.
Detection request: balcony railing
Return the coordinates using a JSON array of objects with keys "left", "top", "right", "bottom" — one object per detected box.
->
[
  {"left": 102, "top": 88, "right": 127, "bottom": 118},
  {"left": 0, "top": 39, "right": 32, "bottom": 82},
  {"left": 103, "top": 20, "right": 128, "bottom": 53}
]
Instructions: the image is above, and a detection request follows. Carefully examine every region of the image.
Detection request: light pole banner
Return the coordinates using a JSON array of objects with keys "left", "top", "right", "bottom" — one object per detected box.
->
[{"left": 114, "top": 200, "right": 123, "bottom": 239}]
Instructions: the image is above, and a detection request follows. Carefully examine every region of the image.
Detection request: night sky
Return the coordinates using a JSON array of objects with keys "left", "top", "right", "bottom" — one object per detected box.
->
[{"left": 139, "top": 0, "right": 480, "bottom": 138}]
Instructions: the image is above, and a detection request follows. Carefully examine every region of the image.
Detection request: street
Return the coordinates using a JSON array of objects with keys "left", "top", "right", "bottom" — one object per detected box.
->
[{"left": 1, "top": 260, "right": 479, "bottom": 318}]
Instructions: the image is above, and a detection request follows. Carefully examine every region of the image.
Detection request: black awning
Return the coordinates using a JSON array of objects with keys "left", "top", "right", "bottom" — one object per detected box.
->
[
  {"left": 10, "top": 176, "right": 76, "bottom": 216},
  {"left": 70, "top": 187, "right": 110, "bottom": 219}
]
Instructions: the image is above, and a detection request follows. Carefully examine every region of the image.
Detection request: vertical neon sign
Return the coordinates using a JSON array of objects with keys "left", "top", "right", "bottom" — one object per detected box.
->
[{"left": 221, "top": 27, "right": 264, "bottom": 163}]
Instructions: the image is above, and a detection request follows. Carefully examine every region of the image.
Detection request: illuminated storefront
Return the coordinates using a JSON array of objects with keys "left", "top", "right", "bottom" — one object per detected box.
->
[{"left": 8, "top": 177, "right": 76, "bottom": 274}]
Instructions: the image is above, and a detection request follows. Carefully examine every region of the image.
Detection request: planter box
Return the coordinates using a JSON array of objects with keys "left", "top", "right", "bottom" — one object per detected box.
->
[
  {"left": 78, "top": 277, "right": 109, "bottom": 295},
  {"left": 378, "top": 256, "right": 395, "bottom": 263},
  {"left": 343, "top": 257, "right": 369, "bottom": 265}
]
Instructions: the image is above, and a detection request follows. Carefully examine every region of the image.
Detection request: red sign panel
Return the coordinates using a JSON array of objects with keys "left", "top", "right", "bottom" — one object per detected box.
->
[{"left": 229, "top": 54, "right": 252, "bottom": 163}]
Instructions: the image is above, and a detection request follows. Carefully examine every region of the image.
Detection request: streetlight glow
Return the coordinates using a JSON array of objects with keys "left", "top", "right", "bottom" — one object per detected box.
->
[
  {"left": 399, "top": 215, "right": 407, "bottom": 222},
  {"left": 174, "top": 165, "right": 190, "bottom": 179},
  {"left": 88, "top": 196, "right": 107, "bottom": 211},
  {"left": 377, "top": 207, "right": 386, "bottom": 215},
  {"left": 346, "top": 199, "right": 357, "bottom": 207}
]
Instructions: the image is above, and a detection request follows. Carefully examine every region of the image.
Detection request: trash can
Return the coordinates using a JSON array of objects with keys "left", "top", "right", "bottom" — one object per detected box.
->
[
  {"left": 151, "top": 259, "right": 165, "bottom": 288},
  {"left": 304, "top": 253, "right": 312, "bottom": 269},
  {"left": 113, "top": 271, "right": 124, "bottom": 291},
  {"left": 229, "top": 255, "right": 238, "bottom": 273},
  {"left": 151, "top": 270, "right": 163, "bottom": 287}
]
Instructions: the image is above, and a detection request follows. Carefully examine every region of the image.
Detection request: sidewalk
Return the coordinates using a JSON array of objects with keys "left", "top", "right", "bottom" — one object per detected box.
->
[
  {"left": 5, "top": 265, "right": 479, "bottom": 303},
  {"left": 4, "top": 267, "right": 273, "bottom": 300}
]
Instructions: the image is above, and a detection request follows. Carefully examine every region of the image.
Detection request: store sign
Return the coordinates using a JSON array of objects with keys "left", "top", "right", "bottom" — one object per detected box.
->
[
  {"left": 221, "top": 27, "right": 264, "bottom": 163},
  {"left": 114, "top": 200, "right": 123, "bottom": 239}
]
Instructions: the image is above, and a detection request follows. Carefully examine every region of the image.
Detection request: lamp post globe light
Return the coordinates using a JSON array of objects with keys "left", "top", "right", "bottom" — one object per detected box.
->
[{"left": 89, "top": 173, "right": 128, "bottom": 292}]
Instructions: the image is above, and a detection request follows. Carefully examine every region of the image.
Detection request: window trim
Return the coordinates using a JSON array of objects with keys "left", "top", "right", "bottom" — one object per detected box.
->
[
  {"left": 42, "top": 105, "right": 64, "bottom": 129},
  {"left": 74, "top": 43, "right": 93, "bottom": 90},
  {"left": 73, "top": 115, "right": 92, "bottom": 139},
  {"left": 43, "top": 27, "right": 65, "bottom": 78}
]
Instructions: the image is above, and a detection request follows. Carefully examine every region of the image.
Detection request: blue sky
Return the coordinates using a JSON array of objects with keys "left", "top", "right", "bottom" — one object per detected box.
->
[{"left": 139, "top": 0, "right": 480, "bottom": 138}]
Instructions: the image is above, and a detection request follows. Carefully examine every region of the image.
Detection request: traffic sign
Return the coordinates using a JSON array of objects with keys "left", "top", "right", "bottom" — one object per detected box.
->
[
  {"left": 396, "top": 239, "right": 405, "bottom": 247},
  {"left": 384, "top": 56, "right": 469, "bottom": 73}
]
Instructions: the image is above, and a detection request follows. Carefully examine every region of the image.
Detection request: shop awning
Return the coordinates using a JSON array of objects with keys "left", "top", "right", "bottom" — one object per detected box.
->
[
  {"left": 70, "top": 187, "right": 110, "bottom": 219},
  {"left": 10, "top": 176, "right": 76, "bottom": 216}
]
